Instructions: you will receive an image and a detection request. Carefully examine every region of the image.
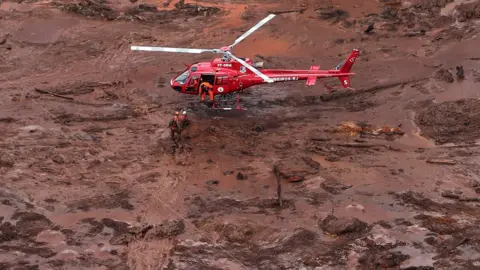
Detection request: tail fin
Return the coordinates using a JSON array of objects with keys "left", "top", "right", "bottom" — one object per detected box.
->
[
  {"left": 334, "top": 48, "right": 359, "bottom": 88},
  {"left": 338, "top": 48, "right": 360, "bottom": 73}
]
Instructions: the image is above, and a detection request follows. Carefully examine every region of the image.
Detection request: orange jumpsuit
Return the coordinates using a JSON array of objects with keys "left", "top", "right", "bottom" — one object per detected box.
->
[{"left": 199, "top": 82, "right": 214, "bottom": 102}]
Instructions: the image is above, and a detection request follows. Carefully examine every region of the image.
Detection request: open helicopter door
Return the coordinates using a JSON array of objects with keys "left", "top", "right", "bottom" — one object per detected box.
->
[{"left": 185, "top": 74, "right": 200, "bottom": 93}]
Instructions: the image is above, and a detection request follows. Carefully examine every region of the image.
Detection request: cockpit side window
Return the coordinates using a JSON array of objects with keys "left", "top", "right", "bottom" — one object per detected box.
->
[{"left": 175, "top": 69, "right": 190, "bottom": 85}]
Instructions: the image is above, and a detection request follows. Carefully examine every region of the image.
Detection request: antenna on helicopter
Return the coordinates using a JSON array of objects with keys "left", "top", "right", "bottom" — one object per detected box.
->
[{"left": 130, "top": 14, "right": 277, "bottom": 84}]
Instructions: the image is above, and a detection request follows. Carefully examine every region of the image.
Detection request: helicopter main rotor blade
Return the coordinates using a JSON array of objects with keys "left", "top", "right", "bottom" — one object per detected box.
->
[
  {"left": 229, "top": 53, "right": 274, "bottom": 83},
  {"left": 229, "top": 14, "right": 276, "bottom": 49},
  {"left": 131, "top": 46, "right": 218, "bottom": 54}
]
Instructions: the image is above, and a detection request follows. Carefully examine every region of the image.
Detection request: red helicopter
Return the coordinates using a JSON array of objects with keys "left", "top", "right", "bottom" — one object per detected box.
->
[{"left": 131, "top": 14, "right": 359, "bottom": 110}]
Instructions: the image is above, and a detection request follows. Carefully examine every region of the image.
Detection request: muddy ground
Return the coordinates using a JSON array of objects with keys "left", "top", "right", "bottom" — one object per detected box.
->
[{"left": 1, "top": 0, "right": 480, "bottom": 269}]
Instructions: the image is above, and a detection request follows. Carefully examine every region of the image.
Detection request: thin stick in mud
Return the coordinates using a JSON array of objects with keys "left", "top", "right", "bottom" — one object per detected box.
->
[{"left": 273, "top": 165, "right": 282, "bottom": 207}]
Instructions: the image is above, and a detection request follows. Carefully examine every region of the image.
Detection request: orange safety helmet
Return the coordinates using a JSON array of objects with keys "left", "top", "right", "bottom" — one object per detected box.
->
[{"left": 174, "top": 111, "right": 179, "bottom": 116}]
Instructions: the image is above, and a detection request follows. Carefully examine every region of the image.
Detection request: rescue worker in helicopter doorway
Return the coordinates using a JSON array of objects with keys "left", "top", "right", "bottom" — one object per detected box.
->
[{"left": 198, "top": 78, "right": 214, "bottom": 102}]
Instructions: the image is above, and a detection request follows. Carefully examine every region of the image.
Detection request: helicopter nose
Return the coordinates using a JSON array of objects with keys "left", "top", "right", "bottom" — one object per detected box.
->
[{"left": 170, "top": 79, "right": 181, "bottom": 92}]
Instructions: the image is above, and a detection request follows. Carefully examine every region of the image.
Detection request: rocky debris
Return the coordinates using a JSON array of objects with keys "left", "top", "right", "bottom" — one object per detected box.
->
[
  {"left": 240, "top": 5, "right": 257, "bottom": 20},
  {"left": 364, "top": 0, "right": 464, "bottom": 35},
  {"left": 416, "top": 98, "right": 480, "bottom": 144},
  {"left": 123, "top": 0, "right": 220, "bottom": 22},
  {"left": 109, "top": 219, "right": 185, "bottom": 245},
  {"left": 364, "top": 23, "right": 374, "bottom": 34},
  {"left": 136, "top": 172, "right": 161, "bottom": 183},
  {"left": 252, "top": 124, "right": 265, "bottom": 132},
  {"left": 395, "top": 191, "right": 479, "bottom": 216},
  {"left": 320, "top": 215, "right": 369, "bottom": 236},
  {"left": 321, "top": 178, "right": 352, "bottom": 194},
  {"left": 54, "top": 0, "right": 220, "bottom": 21},
  {"left": 456, "top": 65, "right": 465, "bottom": 80},
  {"left": 211, "top": 222, "right": 258, "bottom": 244},
  {"left": 11, "top": 212, "right": 52, "bottom": 237},
  {"left": 0, "top": 244, "right": 57, "bottom": 258},
  {"left": 186, "top": 196, "right": 293, "bottom": 218},
  {"left": 317, "top": 7, "right": 349, "bottom": 21},
  {"left": 414, "top": 214, "right": 470, "bottom": 235},
  {"left": 0, "top": 222, "right": 19, "bottom": 243},
  {"left": 53, "top": 0, "right": 118, "bottom": 20},
  {"left": 441, "top": 190, "right": 460, "bottom": 199},
  {"left": 433, "top": 68, "right": 454, "bottom": 82},
  {"left": 273, "top": 156, "right": 320, "bottom": 182},
  {"left": 455, "top": 1, "right": 480, "bottom": 22},
  {"left": 205, "top": 179, "right": 219, "bottom": 185},
  {"left": 473, "top": 69, "right": 480, "bottom": 82},
  {"left": 332, "top": 121, "right": 404, "bottom": 138},
  {"left": 145, "top": 220, "right": 185, "bottom": 240},
  {"left": 0, "top": 153, "right": 15, "bottom": 167},
  {"left": 0, "top": 117, "right": 15, "bottom": 123},
  {"left": 359, "top": 250, "right": 410, "bottom": 269},
  {"left": 51, "top": 155, "right": 65, "bottom": 164},
  {"left": 81, "top": 218, "right": 105, "bottom": 237},
  {"left": 66, "top": 190, "right": 134, "bottom": 211},
  {"left": 426, "top": 158, "right": 457, "bottom": 165}
]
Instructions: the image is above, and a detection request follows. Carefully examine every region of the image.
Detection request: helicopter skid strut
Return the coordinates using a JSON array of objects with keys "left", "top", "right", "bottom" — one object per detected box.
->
[
  {"left": 323, "top": 82, "right": 356, "bottom": 93},
  {"left": 211, "top": 95, "right": 246, "bottom": 111},
  {"left": 207, "top": 94, "right": 247, "bottom": 111}
]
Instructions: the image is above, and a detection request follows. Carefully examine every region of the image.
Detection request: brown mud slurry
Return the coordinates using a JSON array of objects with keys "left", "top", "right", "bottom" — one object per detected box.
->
[{"left": 1, "top": 0, "right": 480, "bottom": 269}]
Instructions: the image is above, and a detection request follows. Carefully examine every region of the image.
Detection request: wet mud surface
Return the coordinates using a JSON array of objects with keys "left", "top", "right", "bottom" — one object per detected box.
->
[{"left": 1, "top": 0, "right": 480, "bottom": 269}]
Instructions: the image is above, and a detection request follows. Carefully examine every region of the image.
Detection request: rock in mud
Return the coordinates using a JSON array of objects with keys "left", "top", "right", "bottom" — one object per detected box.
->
[
  {"left": 441, "top": 190, "right": 460, "bottom": 199},
  {"left": 0, "top": 222, "right": 19, "bottom": 243},
  {"left": 145, "top": 219, "right": 185, "bottom": 240},
  {"left": 241, "top": 8, "right": 257, "bottom": 20},
  {"left": 414, "top": 214, "right": 469, "bottom": 235},
  {"left": 321, "top": 178, "right": 352, "bottom": 194},
  {"left": 236, "top": 172, "right": 247, "bottom": 180},
  {"left": 433, "top": 68, "right": 454, "bottom": 83},
  {"left": 213, "top": 222, "right": 257, "bottom": 244},
  {"left": 317, "top": 7, "right": 348, "bottom": 21},
  {"left": 0, "top": 153, "right": 14, "bottom": 167},
  {"left": 205, "top": 179, "right": 219, "bottom": 185},
  {"left": 81, "top": 218, "right": 105, "bottom": 237},
  {"left": 416, "top": 98, "right": 480, "bottom": 144},
  {"left": 67, "top": 190, "right": 134, "bottom": 212},
  {"left": 11, "top": 212, "right": 52, "bottom": 237},
  {"left": 273, "top": 156, "right": 320, "bottom": 182},
  {"left": 0, "top": 244, "right": 57, "bottom": 258},
  {"left": 359, "top": 250, "right": 410, "bottom": 269},
  {"left": 109, "top": 219, "right": 184, "bottom": 245},
  {"left": 102, "top": 218, "right": 130, "bottom": 233},
  {"left": 320, "top": 214, "right": 368, "bottom": 236}
]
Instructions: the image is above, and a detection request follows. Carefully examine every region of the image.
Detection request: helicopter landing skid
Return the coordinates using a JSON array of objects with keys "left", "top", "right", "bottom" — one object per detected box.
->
[
  {"left": 323, "top": 82, "right": 356, "bottom": 93},
  {"left": 210, "top": 95, "right": 247, "bottom": 111}
]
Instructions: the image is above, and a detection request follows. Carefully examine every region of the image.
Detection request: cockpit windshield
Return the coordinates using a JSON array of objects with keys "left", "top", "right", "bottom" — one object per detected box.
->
[{"left": 175, "top": 69, "right": 190, "bottom": 85}]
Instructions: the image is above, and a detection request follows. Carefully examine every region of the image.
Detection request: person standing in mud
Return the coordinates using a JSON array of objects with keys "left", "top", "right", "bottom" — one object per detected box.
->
[
  {"left": 178, "top": 111, "right": 190, "bottom": 130},
  {"left": 168, "top": 111, "right": 180, "bottom": 141}
]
